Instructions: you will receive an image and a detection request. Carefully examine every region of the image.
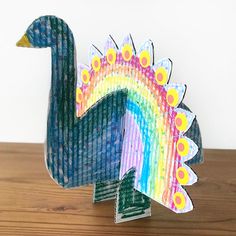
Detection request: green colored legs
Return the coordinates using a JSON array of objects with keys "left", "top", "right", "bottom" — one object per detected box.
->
[
  {"left": 93, "top": 180, "right": 120, "bottom": 203},
  {"left": 115, "top": 168, "right": 151, "bottom": 223},
  {"left": 93, "top": 168, "right": 151, "bottom": 223}
]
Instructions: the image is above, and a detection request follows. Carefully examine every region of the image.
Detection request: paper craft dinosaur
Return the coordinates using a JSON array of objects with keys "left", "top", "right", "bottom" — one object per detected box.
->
[{"left": 17, "top": 15, "right": 203, "bottom": 223}]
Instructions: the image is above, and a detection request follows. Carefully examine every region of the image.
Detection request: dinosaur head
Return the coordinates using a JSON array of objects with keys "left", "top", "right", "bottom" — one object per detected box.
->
[{"left": 16, "top": 15, "right": 62, "bottom": 48}]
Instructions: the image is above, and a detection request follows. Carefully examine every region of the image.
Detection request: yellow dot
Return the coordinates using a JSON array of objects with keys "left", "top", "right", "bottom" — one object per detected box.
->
[
  {"left": 122, "top": 44, "right": 133, "bottom": 61},
  {"left": 106, "top": 48, "right": 116, "bottom": 65},
  {"left": 139, "top": 50, "right": 151, "bottom": 68},
  {"left": 176, "top": 167, "right": 189, "bottom": 185},
  {"left": 166, "top": 88, "right": 179, "bottom": 107},
  {"left": 177, "top": 138, "right": 190, "bottom": 157},
  {"left": 81, "top": 69, "right": 90, "bottom": 84},
  {"left": 173, "top": 192, "right": 186, "bottom": 210},
  {"left": 155, "top": 67, "right": 168, "bottom": 85},
  {"left": 175, "top": 113, "right": 188, "bottom": 131},
  {"left": 92, "top": 56, "right": 101, "bottom": 72},
  {"left": 76, "top": 88, "right": 83, "bottom": 103}
]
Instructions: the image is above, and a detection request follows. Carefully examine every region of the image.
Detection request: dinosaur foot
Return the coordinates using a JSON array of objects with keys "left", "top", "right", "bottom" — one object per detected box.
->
[{"left": 115, "top": 168, "right": 151, "bottom": 223}]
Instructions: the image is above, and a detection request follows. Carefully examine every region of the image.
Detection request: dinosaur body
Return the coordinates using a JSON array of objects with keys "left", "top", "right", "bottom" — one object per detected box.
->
[
  {"left": 17, "top": 15, "right": 203, "bottom": 223},
  {"left": 19, "top": 16, "right": 127, "bottom": 187}
]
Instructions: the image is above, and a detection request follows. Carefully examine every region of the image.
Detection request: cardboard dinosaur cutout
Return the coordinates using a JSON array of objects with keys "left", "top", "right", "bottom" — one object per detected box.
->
[{"left": 17, "top": 16, "right": 203, "bottom": 223}]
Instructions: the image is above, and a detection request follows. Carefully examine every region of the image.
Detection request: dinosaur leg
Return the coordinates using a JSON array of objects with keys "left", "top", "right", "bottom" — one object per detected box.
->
[
  {"left": 93, "top": 180, "right": 120, "bottom": 203},
  {"left": 115, "top": 168, "right": 151, "bottom": 223}
]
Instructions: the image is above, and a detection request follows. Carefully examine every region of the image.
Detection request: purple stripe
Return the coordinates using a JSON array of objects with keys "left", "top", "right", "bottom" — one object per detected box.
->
[{"left": 119, "top": 111, "right": 143, "bottom": 187}]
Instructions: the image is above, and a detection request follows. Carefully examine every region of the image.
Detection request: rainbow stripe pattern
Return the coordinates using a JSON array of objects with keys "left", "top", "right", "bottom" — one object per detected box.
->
[{"left": 76, "top": 35, "right": 198, "bottom": 213}]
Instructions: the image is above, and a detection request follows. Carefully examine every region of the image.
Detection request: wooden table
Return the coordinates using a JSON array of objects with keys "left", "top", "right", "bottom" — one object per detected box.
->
[{"left": 0, "top": 143, "right": 235, "bottom": 236}]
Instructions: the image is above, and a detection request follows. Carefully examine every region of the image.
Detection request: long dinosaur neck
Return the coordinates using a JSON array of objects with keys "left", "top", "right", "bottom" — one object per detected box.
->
[
  {"left": 46, "top": 18, "right": 77, "bottom": 186},
  {"left": 48, "top": 20, "right": 76, "bottom": 131}
]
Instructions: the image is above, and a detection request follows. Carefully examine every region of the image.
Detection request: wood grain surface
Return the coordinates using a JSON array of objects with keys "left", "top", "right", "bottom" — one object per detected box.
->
[{"left": 0, "top": 143, "right": 235, "bottom": 236}]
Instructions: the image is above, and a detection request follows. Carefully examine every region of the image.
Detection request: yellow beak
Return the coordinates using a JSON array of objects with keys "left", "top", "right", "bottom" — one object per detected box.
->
[{"left": 16, "top": 34, "right": 31, "bottom": 47}]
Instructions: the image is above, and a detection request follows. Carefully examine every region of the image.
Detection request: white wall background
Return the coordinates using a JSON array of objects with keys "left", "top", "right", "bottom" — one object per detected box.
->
[{"left": 0, "top": 0, "right": 235, "bottom": 149}]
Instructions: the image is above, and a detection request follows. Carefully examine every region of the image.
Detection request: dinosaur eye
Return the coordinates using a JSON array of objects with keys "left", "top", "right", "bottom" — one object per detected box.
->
[
  {"left": 166, "top": 88, "right": 179, "bottom": 107},
  {"left": 106, "top": 48, "right": 116, "bottom": 65},
  {"left": 139, "top": 50, "right": 150, "bottom": 68},
  {"left": 122, "top": 44, "right": 133, "bottom": 61},
  {"left": 177, "top": 138, "right": 190, "bottom": 157},
  {"left": 76, "top": 88, "right": 83, "bottom": 103},
  {"left": 176, "top": 167, "right": 189, "bottom": 185},
  {"left": 81, "top": 69, "right": 90, "bottom": 84},
  {"left": 175, "top": 113, "right": 188, "bottom": 131},
  {"left": 92, "top": 56, "right": 101, "bottom": 72},
  {"left": 173, "top": 192, "right": 186, "bottom": 210},
  {"left": 155, "top": 67, "right": 168, "bottom": 85}
]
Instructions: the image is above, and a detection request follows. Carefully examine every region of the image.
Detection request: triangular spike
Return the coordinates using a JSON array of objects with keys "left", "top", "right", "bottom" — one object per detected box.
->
[
  {"left": 174, "top": 108, "right": 196, "bottom": 133},
  {"left": 176, "top": 163, "right": 198, "bottom": 186},
  {"left": 120, "top": 34, "right": 136, "bottom": 55},
  {"left": 153, "top": 58, "right": 172, "bottom": 85},
  {"left": 77, "top": 63, "right": 91, "bottom": 87},
  {"left": 172, "top": 187, "right": 193, "bottom": 213},
  {"left": 89, "top": 44, "right": 103, "bottom": 64},
  {"left": 104, "top": 35, "right": 118, "bottom": 53},
  {"left": 176, "top": 136, "right": 198, "bottom": 162},
  {"left": 138, "top": 40, "right": 154, "bottom": 67},
  {"left": 165, "top": 83, "right": 186, "bottom": 107},
  {"left": 89, "top": 45, "right": 103, "bottom": 72}
]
